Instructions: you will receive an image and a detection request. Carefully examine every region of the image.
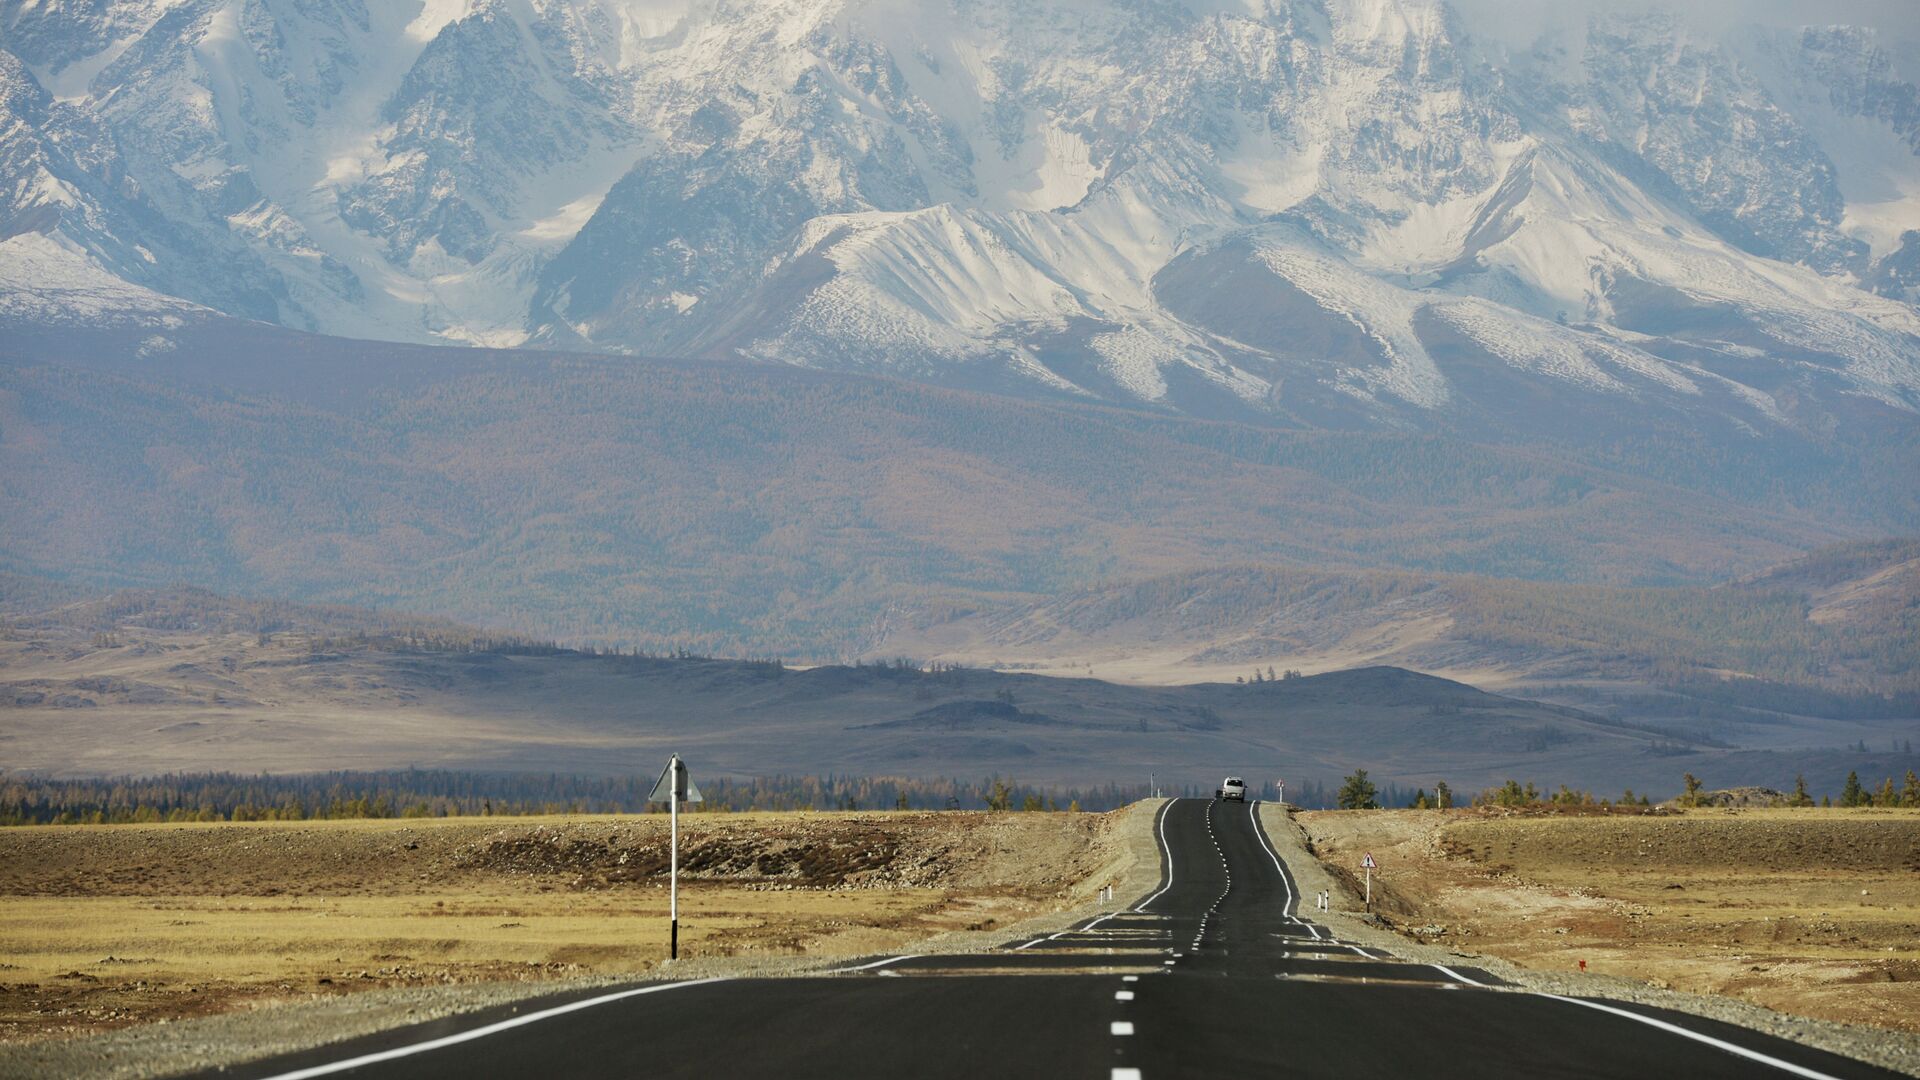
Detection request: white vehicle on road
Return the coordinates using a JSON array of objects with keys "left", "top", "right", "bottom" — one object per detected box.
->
[{"left": 1217, "top": 777, "right": 1247, "bottom": 801}]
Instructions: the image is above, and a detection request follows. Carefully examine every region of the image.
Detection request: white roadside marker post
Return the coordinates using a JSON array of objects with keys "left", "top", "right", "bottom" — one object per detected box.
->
[
  {"left": 1361, "top": 851, "right": 1377, "bottom": 910},
  {"left": 647, "top": 754, "right": 703, "bottom": 960}
]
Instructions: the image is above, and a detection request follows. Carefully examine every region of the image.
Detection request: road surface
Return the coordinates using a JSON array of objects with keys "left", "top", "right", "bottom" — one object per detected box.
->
[{"left": 220, "top": 799, "right": 1900, "bottom": 1079}]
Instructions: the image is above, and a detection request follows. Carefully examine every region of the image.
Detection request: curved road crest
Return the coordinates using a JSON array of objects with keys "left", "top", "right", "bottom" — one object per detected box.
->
[{"left": 222, "top": 800, "right": 1900, "bottom": 1080}]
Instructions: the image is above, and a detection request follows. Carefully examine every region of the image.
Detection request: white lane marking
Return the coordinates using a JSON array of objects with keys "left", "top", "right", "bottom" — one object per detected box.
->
[
  {"left": 1431, "top": 964, "right": 1486, "bottom": 986},
  {"left": 1539, "top": 995, "right": 1847, "bottom": 1080},
  {"left": 1115, "top": 990, "right": 1136, "bottom": 1001},
  {"left": 1014, "top": 938, "right": 1048, "bottom": 950},
  {"left": 1134, "top": 800, "right": 1177, "bottom": 913},
  {"left": 823, "top": 954, "right": 921, "bottom": 974},
  {"left": 253, "top": 978, "right": 731, "bottom": 1080},
  {"left": 1122, "top": 975, "right": 1139, "bottom": 982},
  {"left": 1113, "top": 1070, "right": 1144, "bottom": 1080},
  {"left": 1111, "top": 1021, "right": 1136, "bottom": 1036},
  {"left": 1247, "top": 798, "right": 1295, "bottom": 916}
]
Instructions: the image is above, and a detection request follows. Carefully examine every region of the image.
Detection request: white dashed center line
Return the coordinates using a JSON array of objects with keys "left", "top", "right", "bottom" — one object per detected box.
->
[{"left": 1111, "top": 1021, "right": 1136, "bottom": 1036}]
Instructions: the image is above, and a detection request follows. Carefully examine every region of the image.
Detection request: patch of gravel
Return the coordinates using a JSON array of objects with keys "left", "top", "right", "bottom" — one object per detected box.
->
[
  {"left": 0, "top": 803, "right": 1167, "bottom": 1080},
  {"left": 1257, "top": 803, "right": 1920, "bottom": 1078}
]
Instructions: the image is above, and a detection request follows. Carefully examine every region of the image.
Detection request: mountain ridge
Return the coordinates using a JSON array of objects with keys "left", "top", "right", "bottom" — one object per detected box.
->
[{"left": 3, "top": 0, "right": 1918, "bottom": 451}]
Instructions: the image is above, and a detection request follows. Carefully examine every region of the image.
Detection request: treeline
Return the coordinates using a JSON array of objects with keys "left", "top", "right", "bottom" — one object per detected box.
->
[
  {"left": 1323, "top": 768, "right": 1920, "bottom": 811},
  {"left": 0, "top": 770, "right": 1171, "bottom": 826}
]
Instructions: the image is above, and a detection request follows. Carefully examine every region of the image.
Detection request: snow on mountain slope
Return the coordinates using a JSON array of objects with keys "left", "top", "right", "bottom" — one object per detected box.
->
[
  {"left": 2, "top": 0, "right": 1918, "bottom": 441},
  {"left": 0, "top": 231, "right": 210, "bottom": 325}
]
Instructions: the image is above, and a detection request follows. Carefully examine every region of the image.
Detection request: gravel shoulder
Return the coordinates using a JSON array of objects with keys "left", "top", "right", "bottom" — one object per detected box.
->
[{"left": 1264, "top": 803, "right": 1920, "bottom": 1078}]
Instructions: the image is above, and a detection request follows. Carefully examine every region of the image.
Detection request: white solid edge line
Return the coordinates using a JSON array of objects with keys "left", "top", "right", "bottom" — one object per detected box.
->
[
  {"left": 254, "top": 978, "right": 732, "bottom": 1080},
  {"left": 824, "top": 954, "right": 920, "bottom": 974},
  {"left": 1134, "top": 799, "right": 1177, "bottom": 913},
  {"left": 1246, "top": 800, "right": 1295, "bottom": 916},
  {"left": 1432, "top": 964, "right": 1486, "bottom": 986},
  {"left": 1538, "top": 995, "right": 1846, "bottom": 1080}
]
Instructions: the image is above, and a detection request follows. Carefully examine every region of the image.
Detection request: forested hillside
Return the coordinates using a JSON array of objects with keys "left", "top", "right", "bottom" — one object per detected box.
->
[
  {"left": 881, "top": 540, "right": 1920, "bottom": 699},
  {"left": 0, "top": 347, "right": 1855, "bottom": 657}
]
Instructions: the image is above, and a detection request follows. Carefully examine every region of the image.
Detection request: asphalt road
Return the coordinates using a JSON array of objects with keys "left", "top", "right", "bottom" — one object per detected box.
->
[{"left": 219, "top": 799, "right": 1901, "bottom": 1079}]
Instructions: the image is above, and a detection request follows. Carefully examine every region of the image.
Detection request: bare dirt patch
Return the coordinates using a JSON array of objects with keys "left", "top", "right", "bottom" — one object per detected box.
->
[
  {"left": 0, "top": 811, "right": 1130, "bottom": 1045},
  {"left": 1297, "top": 807, "right": 1920, "bottom": 1035}
]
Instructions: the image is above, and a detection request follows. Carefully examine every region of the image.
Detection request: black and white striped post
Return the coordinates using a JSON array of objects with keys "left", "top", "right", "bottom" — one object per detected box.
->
[{"left": 647, "top": 754, "right": 703, "bottom": 960}]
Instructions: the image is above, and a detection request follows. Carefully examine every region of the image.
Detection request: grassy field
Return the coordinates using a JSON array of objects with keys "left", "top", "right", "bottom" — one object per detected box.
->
[
  {"left": 0, "top": 811, "right": 1128, "bottom": 1042},
  {"left": 1299, "top": 807, "right": 1920, "bottom": 1033}
]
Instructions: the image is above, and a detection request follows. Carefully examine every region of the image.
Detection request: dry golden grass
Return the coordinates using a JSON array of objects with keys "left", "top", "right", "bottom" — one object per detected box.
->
[
  {"left": 0, "top": 812, "right": 1118, "bottom": 1042},
  {"left": 1299, "top": 807, "right": 1920, "bottom": 1034}
]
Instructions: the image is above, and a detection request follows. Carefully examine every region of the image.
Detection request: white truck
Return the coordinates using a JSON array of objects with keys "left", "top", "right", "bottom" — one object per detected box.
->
[{"left": 1216, "top": 777, "right": 1247, "bottom": 801}]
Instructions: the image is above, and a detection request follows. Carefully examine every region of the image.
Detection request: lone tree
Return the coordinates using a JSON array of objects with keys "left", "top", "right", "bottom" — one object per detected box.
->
[
  {"left": 1435, "top": 781, "right": 1453, "bottom": 810},
  {"left": 986, "top": 779, "right": 1014, "bottom": 812},
  {"left": 1790, "top": 774, "right": 1814, "bottom": 808},
  {"left": 1680, "top": 773, "right": 1704, "bottom": 808},
  {"left": 1840, "top": 771, "right": 1865, "bottom": 808},
  {"left": 1337, "top": 769, "right": 1379, "bottom": 810}
]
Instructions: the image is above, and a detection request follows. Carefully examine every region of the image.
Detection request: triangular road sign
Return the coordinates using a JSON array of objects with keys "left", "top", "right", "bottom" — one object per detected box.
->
[{"left": 648, "top": 755, "right": 704, "bottom": 803}]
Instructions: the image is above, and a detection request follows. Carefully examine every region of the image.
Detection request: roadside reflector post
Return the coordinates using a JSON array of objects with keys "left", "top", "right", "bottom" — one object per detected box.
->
[{"left": 648, "top": 754, "right": 703, "bottom": 960}]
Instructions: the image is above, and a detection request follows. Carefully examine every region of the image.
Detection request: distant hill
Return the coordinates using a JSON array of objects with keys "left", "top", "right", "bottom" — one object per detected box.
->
[
  {"left": 877, "top": 540, "right": 1920, "bottom": 692},
  {"left": 2, "top": 582, "right": 1910, "bottom": 800}
]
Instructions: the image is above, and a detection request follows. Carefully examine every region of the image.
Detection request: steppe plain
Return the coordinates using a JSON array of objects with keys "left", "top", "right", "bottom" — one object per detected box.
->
[{"left": 1299, "top": 806, "right": 1920, "bottom": 1034}]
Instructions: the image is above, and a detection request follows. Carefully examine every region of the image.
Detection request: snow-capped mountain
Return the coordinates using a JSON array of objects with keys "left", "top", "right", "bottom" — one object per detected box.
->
[{"left": 4, "top": 0, "right": 1919, "bottom": 437}]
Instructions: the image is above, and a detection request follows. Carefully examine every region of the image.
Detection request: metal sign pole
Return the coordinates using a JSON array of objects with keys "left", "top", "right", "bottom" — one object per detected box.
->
[
  {"left": 648, "top": 754, "right": 701, "bottom": 962},
  {"left": 670, "top": 772, "right": 679, "bottom": 960}
]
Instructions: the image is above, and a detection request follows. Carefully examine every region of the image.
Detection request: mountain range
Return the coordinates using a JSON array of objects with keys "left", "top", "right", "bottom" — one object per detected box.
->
[
  {"left": 3, "top": 0, "right": 1918, "bottom": 458},
  {"left": 2, "top": 0, "right": 1917, "bottom": 740}
]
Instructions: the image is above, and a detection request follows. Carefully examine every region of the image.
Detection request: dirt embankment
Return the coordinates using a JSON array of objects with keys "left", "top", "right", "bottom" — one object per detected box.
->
[
  {"left": 1298, "top": 807, "right": 1920, "bottom": 1037},
  {"left": 0, "top": 809, "right": 1143, "bottom": 1055},
  {"left": 0, "top": 812, "right": 1113, "bottom": 897}
]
